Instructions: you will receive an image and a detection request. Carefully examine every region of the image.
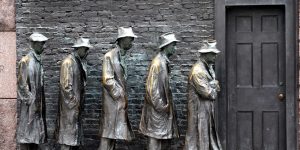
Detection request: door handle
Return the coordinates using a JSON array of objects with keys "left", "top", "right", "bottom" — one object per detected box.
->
[{"left": 278, "top": 93, "right": 285, "bottom": 101}]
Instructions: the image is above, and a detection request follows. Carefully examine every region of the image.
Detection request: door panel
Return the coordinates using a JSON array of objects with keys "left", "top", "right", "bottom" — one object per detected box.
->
[{"left": 226, "top": 6, "right": 285, "bottom": 150}]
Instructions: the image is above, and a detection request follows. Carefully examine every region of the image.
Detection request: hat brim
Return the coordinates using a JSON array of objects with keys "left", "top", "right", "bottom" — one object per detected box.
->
[
  {"left": 117, "top": 35, "right": 137, "bottom": 40},
  {"left": 30, "top": 38, "right": 49, "bottom": 42},
  {"left": 72, "top": 44, "right": 93, "bottom": 48},
  {"left": 159, "top": 40, "right": 179, "bottom": 49},
  {"left": 198, "top": 48, "right": 220, "bottom": 54}
]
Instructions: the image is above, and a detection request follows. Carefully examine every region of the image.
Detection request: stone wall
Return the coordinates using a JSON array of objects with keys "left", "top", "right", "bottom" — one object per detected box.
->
[
  {"left": 0, "top": 0, "right": 17, "bottom": 150},
  {"left": 16, "top": 0, "right": 215, "bottom": 149}
]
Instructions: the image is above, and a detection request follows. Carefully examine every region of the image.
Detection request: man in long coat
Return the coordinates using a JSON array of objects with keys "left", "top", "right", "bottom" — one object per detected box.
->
[
  {"left": 99, "top": 27, "right": 137, "bottom": 150},
  {"left": 17, "top": 33, "right": 48, "bottom": 150},
  {"left": 184, "top": 40, "right": 222, "bottom": 150},
  {"left": 139, "top": 33, "right": 179, "bottom": 150},
  {"left": 57, "top": 38, "right": 92, "bottom": 150}
]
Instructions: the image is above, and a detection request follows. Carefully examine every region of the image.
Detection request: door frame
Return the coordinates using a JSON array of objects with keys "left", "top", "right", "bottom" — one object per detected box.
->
[{"left": 215, "top": 0, "right": 298, "bottom": 149}]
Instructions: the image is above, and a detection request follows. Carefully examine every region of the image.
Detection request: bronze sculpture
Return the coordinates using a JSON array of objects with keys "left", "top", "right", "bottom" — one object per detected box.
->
[
  {"left": 139, "top": 33, "right": 179, "bottom": 150},
  {"left": 57, "top": 38, "right": 92, "bottom": 150},
  {"left": 184, "top": 40, "right": 222, "bottom": 150},
  {"left": 99, "top": 27, "right": 137, "bottom": 150},
  {"left": 17, "top": 33, "right": 48, "bottom": 150}
]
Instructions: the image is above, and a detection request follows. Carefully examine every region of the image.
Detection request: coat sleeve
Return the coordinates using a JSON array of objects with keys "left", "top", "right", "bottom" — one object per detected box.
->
[
  {"left": 17, "top": 59, "right": 34, "bottom": 105},
  {"left": 102, "top": 55, "right": 124, "bottom": 101},
  {"left": 146, "top": 63, "right": 169, "bottom": 112},
  {"left": 191, "top": 72, "right": 217, "bottom": 100},
  {"left": 60, "top": 60, "right": 78, "bottom": 109}
]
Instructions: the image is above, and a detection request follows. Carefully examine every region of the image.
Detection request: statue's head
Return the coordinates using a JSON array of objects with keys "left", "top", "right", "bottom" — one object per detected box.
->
[
  {"left": 116, "top": 27, "right": 137, "bottom": 56},
  {"left": 29, "top": 33, "right": 48, "bottom": 55},
  {"left": 117, "top": 37, "right": 134, "bottom": 54},
  {"left": 198, "top": 40, "right": 220, "bottom": 63},
  {"left": 31, "top": 41, "right": 46, "bottom": 55},
  {"left": 201, "top": 52, "right": 218, "bottom": 64},
  {"left": 72, "top": 37, "right": 92, "bottom": 59},
  {"left": 159, "top": 33, "right": 179, "bottom": 58}
]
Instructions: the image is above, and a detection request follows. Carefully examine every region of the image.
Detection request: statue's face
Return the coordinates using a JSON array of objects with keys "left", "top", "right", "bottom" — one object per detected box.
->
[
  {"left": 163, "top": 42, "right": 177, "bottom": 58},
  {"left": 31, "top": 41, "right": 45, "bottom": 55},
  {"left": 77, "top": 47, "right": 89, "bottom": 59},
  {"left": 118, "top": 37, "right": 134, "bottom": 55},
  {"left": 204, "top": 52, "right": 217, "bottom": 63}
]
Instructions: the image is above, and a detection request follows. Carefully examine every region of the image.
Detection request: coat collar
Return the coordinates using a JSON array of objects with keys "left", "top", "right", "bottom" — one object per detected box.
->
[
  {"left": 200, "top": 58, "right": 209, "bottom": 67},
  {"left": 198, "top": 59, "right": 213, "bottom": 80},
  {"left": 111, "top": 47, "right": 126, "bottom": 87},
  {"left": 115, "top": 45, "right": 122, "bottom": 59},
  {"left": 30, "top": 50, "right": 41, "bottom": 62},
  {"left": 71, "top": 52, "right": 87, "bottom": 82},
  {"left": 157, "top": 52, "right": 171, "bottom": 73},
  {"left": 160, "top": 52, "right": 170, "bottom": 63},
  {"left": 115, "top": 45, "right": 127, "bottom": 63}
]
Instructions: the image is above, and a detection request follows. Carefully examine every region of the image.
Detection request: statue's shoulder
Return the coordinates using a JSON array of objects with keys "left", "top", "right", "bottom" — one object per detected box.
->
[
  {"left": 61, "top": 54, "right": 74, "bottom": 66},
  {"left": 149, "top": 54, "right": 167, "bottom": 74},
  {"left": 191, "top": 61, "right": 206, "bottom": 77},
  {"left": 151, "top": 54, "right": 162, "bottom": 68},
  {"left": 19, "top": 52, "right": 32, "bottom": 64},
  {"left": 104, "top": 48, "right": 115, "bottom": 59}
]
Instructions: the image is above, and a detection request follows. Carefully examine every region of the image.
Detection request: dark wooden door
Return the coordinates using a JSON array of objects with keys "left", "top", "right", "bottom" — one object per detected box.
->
[{"left": 226, "top": 6, "right": 286, "bottom": 150}]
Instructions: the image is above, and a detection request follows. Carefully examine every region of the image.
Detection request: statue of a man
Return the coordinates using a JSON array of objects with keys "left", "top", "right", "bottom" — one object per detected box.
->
[
  {"left": 17, "top": 33, "right": 48, "bottom": 150},
  {"left": 57, "top": 38, "right": 92, "bottom": 150},
  {"left": 139, "top": 33, "right": 179, "bottom": 150},
  {"left": 184, "top": 40, "right": 222, "bottom": 150},
  {"left": 99, "top": 27, "right": 137, "bottom": 150}
]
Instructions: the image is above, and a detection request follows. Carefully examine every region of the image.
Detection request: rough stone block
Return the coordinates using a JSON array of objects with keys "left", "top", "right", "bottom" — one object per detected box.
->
[
  {"left": 0, "top": 99, "right": 17, "bottom": 150},
  {"left": 0, "top": 0, "right": 15, "bottom": 31},
  {"left": 0, "top": 32, "right": 17, "bottom": 98}
]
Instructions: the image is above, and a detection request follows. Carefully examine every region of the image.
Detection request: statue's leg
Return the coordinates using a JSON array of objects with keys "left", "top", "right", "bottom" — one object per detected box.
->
[
  {"left": 30, "top": 144, "right": 38, "bottom": 150},
  {"left": 209, "top": 103, "right": 222, "bottom": 150},
  {"left": 148, "top": 137, "right": 161, "bottom": 150},
  {"left": 98, "top": 138, "right": 116, "bottom": 150},
  {"left": 19, "top": 143, "right": 39, "bottom": 150},
  {"left": 60, "top": 144, "right": 72, "bottom": 150},
  {"left": 161, "top": 139, "right": 171, "bottom": 150},
  {"left": 19, "top": 144, "right": 29, "bottom": 150},
  {"left": 198, "top": 101, "right": 210, "bottom": 150},
  {"left": 71, "top": 146, "right": 80, "bottom": 150}
]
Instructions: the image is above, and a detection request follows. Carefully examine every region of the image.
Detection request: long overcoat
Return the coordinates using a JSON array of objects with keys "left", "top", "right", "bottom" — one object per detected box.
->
[
  {"left": 57, "top": 53, "right": 87, "bottom": 146},
  {"left": 101, "top": 47, "right": 134, "bottom": 140},
  {"left": 184, "top": 59, "right": 222, "bottom": 150},
  {"left": 17, "top": 50, "right": 47, "bottom": 144},
  {"left": 139, "top": 52, "right": 179, "bottom": 139}
]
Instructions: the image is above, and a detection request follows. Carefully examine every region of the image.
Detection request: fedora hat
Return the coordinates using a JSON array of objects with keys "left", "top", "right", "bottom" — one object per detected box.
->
[
  {"left": 72, "top": 37, "right": 93, "bottom": 48},
  {"left": 117, "top": 27, "right": 137, "bottom": 40},
  {"left": 158, "top": 32, "right": 179, "bottom": 49},
  {"left": 198, "top": 40, "right": 220, "bottom": 54},
  {"left": 29, "top": 32, "right": 48, "bottom": 42}
]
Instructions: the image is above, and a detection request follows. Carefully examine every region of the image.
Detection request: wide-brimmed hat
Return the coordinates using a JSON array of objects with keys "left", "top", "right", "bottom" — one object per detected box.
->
[
  {"left": 72, "top": 37, "right": 93, "bottom": 48},
  {"left": 29, "top": 33, "right": 48, "bottom": 42},
  {"left": 117, "top": 27, "right": 137, "bottom": 40},
  {"left": 158, "top": 32, "right": 179, "bottom": 49},
  {"left": 198, "top": 40, "right": 220, "bottom": 54}
]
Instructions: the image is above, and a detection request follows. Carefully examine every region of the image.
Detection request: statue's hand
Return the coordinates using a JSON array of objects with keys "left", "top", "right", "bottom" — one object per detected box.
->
[
  {"left": 162, "top": 104, "right": 170, "bottom": 113},
  {"left": 209, "top": 80, "right": 219, "bottom": 88},
  {"left": 117, "top": 92, "right": 127, "bottom": 110},
  {"left": 210, "top": 80, "right": 220, "bottom": 93},
  {"left": 26, "top": 92, "right": 34, "bottom": 106}
]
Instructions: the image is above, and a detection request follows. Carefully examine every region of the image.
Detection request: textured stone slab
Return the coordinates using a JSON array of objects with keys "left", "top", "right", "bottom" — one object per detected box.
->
[
  {"left": 0, "top": 32, "right": 16, "bottom": 98},
  {"left": 0, "top": 99, "right": 17, "bottom": 150},
  {"left": 0, "top": 0, "right": 15, "bottom": 31}
]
